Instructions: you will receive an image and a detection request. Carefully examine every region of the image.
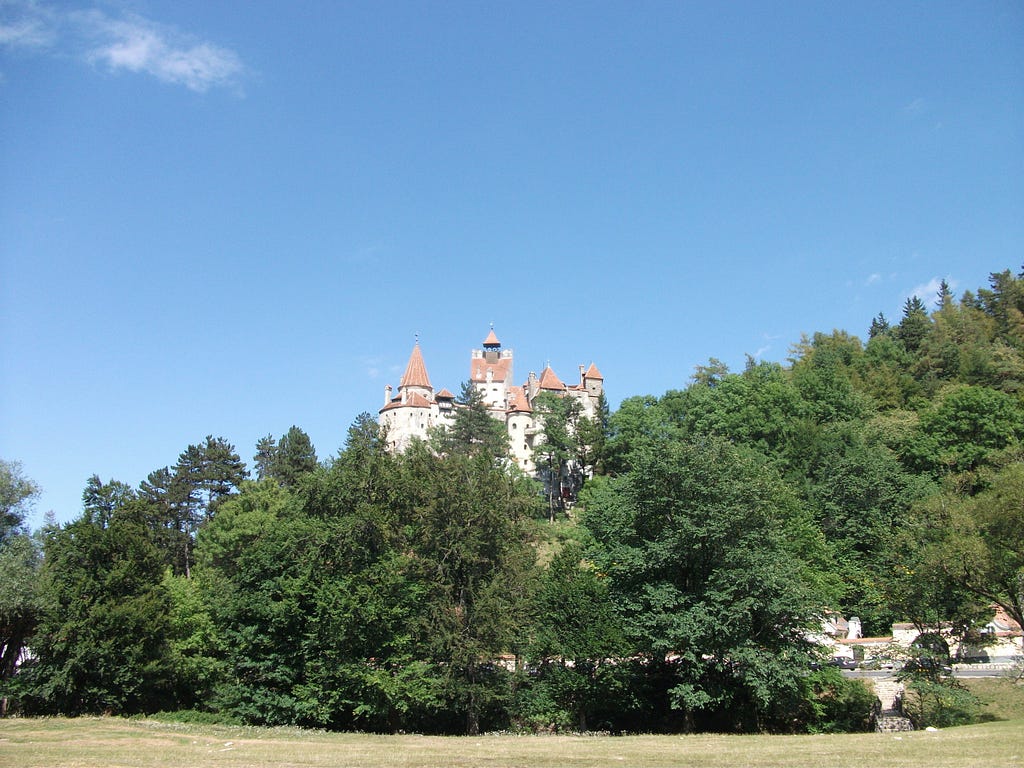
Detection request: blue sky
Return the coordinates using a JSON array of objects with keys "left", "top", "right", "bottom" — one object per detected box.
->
[{"left": 2, "top": 1, "right": 1022, "bottom": 525}]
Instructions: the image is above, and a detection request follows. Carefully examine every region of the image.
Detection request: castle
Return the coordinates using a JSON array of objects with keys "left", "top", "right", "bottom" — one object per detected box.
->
[{"left": 378, "top": 329, "right": 604, "bottom": 476}]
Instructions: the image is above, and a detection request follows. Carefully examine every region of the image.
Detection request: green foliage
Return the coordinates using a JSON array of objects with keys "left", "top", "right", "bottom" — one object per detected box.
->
[
  {"left": 14, "top": 265, "right": 1024, "bottom": 735},
  {"left": 526, "top": 542, "right": 627, "bottom": 730},
  {"left": 162, "top": 571, "right": 221, "bottom": 709},
  {"left": 582, "top": 437, "right": 823, "bottom": 731},
  {"left": 398, "top": 445, "right": 536, "bottom": 734},
  {"left": 531, "top": 391, "right": 588, "bottom": 519},
  {"left": 437, "top": 381, "right": 510, "bottom": 460},
  {"left": 253, "top": 427, "right": 318, "bottom": 487},
  {"left": 0, "top": 459, "right": 39, "bottom": 542},
  {"left": 906, "top": 384, "right": 1024, "bottom": 485},
  {"left": 193, "top": 481, "right": 310, "bottom": 725},
  {"left": 801, "top": 669, "right": 876, "bottom": 733},
  {"left": 0, "top": 533, "right": 42, "bottom": 682},
  {"left": 903, "top": 678, "right": 984, "bottom": 728},
  {"left": 903, "top": 464, "right": 1024, "bottom": 631},
  {"left": 14, "top": 496, "right": 174, "bottom": 715},
  {"left": 0, "top": 461, "right": 43, "bottom": 685}
]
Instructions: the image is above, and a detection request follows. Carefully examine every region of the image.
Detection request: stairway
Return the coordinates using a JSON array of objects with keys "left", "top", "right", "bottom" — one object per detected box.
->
[{"left": 873, "top": 677, "right": 914, "bottom": 733}]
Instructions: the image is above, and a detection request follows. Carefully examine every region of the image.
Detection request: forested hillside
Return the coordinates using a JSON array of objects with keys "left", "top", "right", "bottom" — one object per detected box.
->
[{"left": 2, "top": 268, "right": 1022, "bottom": 734}]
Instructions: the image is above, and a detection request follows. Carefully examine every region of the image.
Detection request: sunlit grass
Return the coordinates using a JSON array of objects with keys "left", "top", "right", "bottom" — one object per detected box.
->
[
  {"left": 1, "top": 715, "right": 1022, "bottom": 768},
  {"left": 1, "top": 675, "right": 1018, "bottom": 767}
]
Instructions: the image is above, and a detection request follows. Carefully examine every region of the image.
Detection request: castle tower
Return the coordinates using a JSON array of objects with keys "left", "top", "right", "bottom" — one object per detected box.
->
[
  {"left": 379, "top": 341, "right": 443, "bottom": 451},
  {"left": 470, "top": 327, "right": 513, "bottom": 416},
  {"left": 398, "top": 342, "right": 432, "bottom": 404}
]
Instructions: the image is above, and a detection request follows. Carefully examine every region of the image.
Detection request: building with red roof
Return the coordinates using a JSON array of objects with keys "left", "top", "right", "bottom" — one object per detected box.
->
[{"left": 378, "top": 329, "right": 605, "bottom": 477}]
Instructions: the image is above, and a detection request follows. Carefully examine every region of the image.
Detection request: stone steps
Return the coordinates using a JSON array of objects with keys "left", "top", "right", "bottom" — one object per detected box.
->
[
  {"left": 872, "top": 677, "right": 914, "bottom": 732},
  {"left": 876, "top": 712, "right": 915, "bottom": 732}
]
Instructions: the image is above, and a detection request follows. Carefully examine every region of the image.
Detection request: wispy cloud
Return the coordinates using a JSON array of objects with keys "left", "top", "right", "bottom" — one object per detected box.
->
[
  {"left": 865, "top": 272, "right": 882, "bottom": 286},
  {"left": 362, "top": 355, "right": 384, "bottom": 380},
  {"left": 1, "top": 1, "right": 245, "bottom": 92},
  {"left": 78, "top": 10, "right": 243, "bottom": 92},
  {"left": 0, "top": 1, "right": 56, "bottom": 48},
  {"left": 903, "top": 97, "right": 926, "bottom": 116},
  {"left": 906, "top": 276, "right": 957, "bottom": 308}
]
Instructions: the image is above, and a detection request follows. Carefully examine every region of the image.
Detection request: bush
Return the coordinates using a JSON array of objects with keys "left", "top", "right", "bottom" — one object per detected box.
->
[{"left": 903, "top": 679, "right": 983, "bottom": 728}]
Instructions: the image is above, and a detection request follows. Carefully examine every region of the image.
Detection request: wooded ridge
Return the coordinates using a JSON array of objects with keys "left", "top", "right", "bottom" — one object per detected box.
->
[{"left": 2, "top": 267, "right": 1022, "bottom": 734}]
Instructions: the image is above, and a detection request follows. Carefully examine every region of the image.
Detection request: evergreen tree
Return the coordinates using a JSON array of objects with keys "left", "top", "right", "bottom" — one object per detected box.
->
[
  {"left": 272, "top": 427, "right": 318, "bottom": 487},
  {"left": 253, "top": 435, "right": 278, "bottom": 481},
  {"left": 895, "top": 296, "right": 932, "bottom": 353},
  {"left": 15, "top": 492, "right": 173, "bottom": 715},
  {"left": 400, "top": 445, "right": 536, "bottom": 734},
  {"left": 868, "top": 312, "right": 890, "bottom": 339},
  {"left": 435, "top": 382, "right": 508, "bottom": 460}
]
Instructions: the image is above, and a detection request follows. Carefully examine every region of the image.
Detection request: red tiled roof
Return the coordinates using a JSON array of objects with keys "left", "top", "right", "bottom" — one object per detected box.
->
[
  {"left": 483, "top": 328, "right": 501, "bottom": 347},
  {"left": 379, "top": 391, "right": 433, "bottom": 412},
  {"left": 584, "top": 362, "right": 604, "bottom": 380},
  {"left": 436, "top": 388, "right": 455, "bottom": 399},
  {"left": 470, "top": 356, "right": 512, "bottom": 383},
  {"left": 538, "top": 365, "right": 565, "bottom": 391},
  {"left": 399, "top": 343, "right": 432, "bottom": 389},
  {"left": 507, "top": 385, "right": 533, "bottom": 413}
]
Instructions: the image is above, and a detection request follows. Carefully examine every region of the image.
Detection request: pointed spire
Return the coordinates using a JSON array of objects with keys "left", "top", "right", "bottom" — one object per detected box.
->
[
  {"left": 483, "top": 326, "right": 501, "bottom": 348},
  {"left": 399, "top": 342, "right": 432, "bottom": 389},
  {"left": 584, "top": 362, "right": 604, "bottom": 380},
  {"left": 538, "top": 365, "right": 565, "bottom": 391}
]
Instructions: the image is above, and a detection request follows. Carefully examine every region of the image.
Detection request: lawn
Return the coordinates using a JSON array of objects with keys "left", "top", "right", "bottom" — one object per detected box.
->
[{"left": 1, "top": 679, "right": 1021, "bottom": 768}]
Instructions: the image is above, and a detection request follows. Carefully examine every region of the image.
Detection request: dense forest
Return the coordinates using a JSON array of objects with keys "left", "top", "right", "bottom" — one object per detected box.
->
[{"left": 1, "top": 267, "right": 1023, "bottom": 734}]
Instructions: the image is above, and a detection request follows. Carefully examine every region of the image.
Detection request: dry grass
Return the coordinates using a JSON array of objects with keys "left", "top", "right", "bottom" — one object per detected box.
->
[{"left": 1, "top": 716, "right": 1023, "bottom": 768}]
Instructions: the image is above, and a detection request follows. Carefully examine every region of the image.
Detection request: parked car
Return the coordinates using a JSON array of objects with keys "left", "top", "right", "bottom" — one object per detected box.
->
[
  {"left": 829, "top": 656, "right": 857, "bottom": 670},
  {"left": 862, "top": 657, "right": 897, "bottom": 670}
]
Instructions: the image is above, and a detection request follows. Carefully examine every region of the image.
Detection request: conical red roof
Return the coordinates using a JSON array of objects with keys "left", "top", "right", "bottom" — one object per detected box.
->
[
  {"left": 538, "top": 365, "right": 565, "bottom": 391},
  {"left": 399, "top": 343, "right": 432, "bottom": 389},
  {"left": 483, "top": 328, "right": 501, "bottom": 347},
  {"left": 584, "top": 362, "right": 604, "bottom": 380}
]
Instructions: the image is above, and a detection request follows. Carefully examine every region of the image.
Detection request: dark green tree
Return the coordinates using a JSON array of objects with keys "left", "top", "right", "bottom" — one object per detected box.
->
[
  {"left": 399, "top": 445, "right": 537, "bottom": 734},
  {"left": 272, "top": 426, "right": 319, "bottom": 487},
  {"left": 434, "top": 382, "right": 508, "bottom": 460},
  {"left": 193, "top": 480, "right": 311, "bottom": 725},
  {"left": 14, "top": 489, "right": 173, "bottom": 715},
  {"left": 526, "top": 542, "right": 627, "bottom": 730},
  {"left": 532, "top": 391, "right": 584, "bottom": 520},
  {"left": 904, "top": 384, "right": 1023, "bottom": 486},
  {"left": 582, "top": 437, "right": 823, "bottom": 732},
  {"left": 894, "top": 296, "right": 932, "bottom": 354},
  {"left": 82, "top": 474, "right": 136, "bottom": 527},
  {"left": 868, "top": 312, "right": 891, "bottom": 339},
  {"left": 169, "top": 436, "right": 249, "bottom": 576},
  {"left": 137, "top": 466, "right": 194, "bottom": 576},
  {"left": 253, "top": 435, "right": 278, "bottom": 481}
]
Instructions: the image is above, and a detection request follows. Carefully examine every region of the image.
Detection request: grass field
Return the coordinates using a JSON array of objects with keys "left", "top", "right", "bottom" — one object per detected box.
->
[{"left": 1, "top": 679, "right": 1021, "bottom": 768}]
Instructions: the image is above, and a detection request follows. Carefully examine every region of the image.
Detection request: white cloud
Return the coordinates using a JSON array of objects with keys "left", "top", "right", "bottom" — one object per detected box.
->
[
  {"left": 0, "top": 1, "right": 244, "bottom": 92},
  {"left": 865, "top": 272, "right": 882, "bottom": 286},
  {"left": 0, "top": 1, "right": 56, "bottom": 48},
  {"left": 906, "top": 276, "right": 957, "bottom": 308},
  {"left": 79, "top": 11, "right": 244, "bottom": 92}
]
